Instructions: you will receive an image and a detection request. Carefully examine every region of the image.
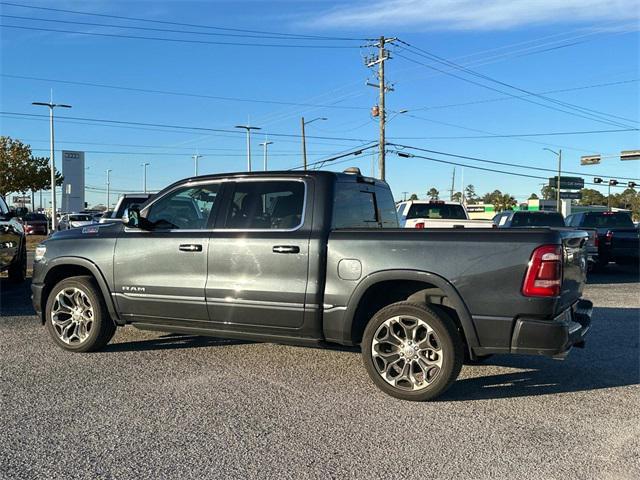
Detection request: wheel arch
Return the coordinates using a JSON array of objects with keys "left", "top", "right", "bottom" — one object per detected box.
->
[
  {"left": 39, "top": 257, "right": 121, "bottom": 325},
  {"left": 343, "top": 270, "right": 479, "bottom": 355}
]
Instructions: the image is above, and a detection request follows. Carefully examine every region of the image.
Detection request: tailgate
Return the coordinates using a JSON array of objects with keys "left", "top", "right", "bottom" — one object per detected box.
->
[
  {"left": 559, "top": 230, "right": 589, "bottom": 310},
  {"left": 610, "top": 228, "right": 640, "bottom": 256}
]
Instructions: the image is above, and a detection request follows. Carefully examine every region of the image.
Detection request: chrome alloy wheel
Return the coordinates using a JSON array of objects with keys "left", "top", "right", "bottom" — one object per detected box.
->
[
  {"left": 371, "top": 315, "right": 443, "bottom": 391},
  {"left": 50, "top": 287, "right": 95, "bottom": 345}
]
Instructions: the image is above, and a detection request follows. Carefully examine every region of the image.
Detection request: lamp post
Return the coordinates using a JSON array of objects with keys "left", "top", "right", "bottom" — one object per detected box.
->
[
  {"left": 259, "top": 138, "right": 273, "bottom": 171},
  {"left": 32, "top": 100, "right": 72, "bottom": 230},
  {"left": 301, "top": 117, "right": 327, "bottom": 170},
  {"left": 235, "top": 125, "right": 261, "bottom": 171},
  {"left": 192, "top": 153, "right": 203, "bottom": 176},
  {"left": 106, "top": 169, "right": 112, "bottom": 210},
  {"left": 544, "top": 148, "right": 562, "bottom": 212},
  {"left": 141, "top": 162, "right": 150, "bottom": 193}
]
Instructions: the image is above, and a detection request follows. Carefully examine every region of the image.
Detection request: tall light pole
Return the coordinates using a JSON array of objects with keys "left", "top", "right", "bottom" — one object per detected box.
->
[
  {"left": 106, "top": 169, "right": 112, "bottom": 210},
  {"left": 235, "top": 125, "right": 261, "bottom": 171},
  {"left": 141, "top": 163, "right": 150, "bottom": 193},
  {"left": 259, "top": 138, "right": 273, "bottom": 171},
  {"left": 192, "top": 152, "right": 203, "bottom": 176},
  {"left": 32, "top": 100, "right": 71, "bottom": 230},
  {"left": 544, "top": 148, "right": 562, "bottom": 212},
  {"left": 301, "top": 117, "right": 327, "bottom": 171}
]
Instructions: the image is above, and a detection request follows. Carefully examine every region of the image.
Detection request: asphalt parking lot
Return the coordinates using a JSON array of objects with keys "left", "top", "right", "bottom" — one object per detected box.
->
[{"left": 1, "top": 267, "right": 638, "bottom": 479}]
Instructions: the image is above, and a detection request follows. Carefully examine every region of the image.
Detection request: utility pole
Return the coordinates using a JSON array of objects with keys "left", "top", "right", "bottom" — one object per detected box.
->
[
  {"left": 543, "top": 148, "right": 562, "bottom": 212},
  {"left": 259, "top": 138, "right": 273, "bottom": 171},
  {"left": 32, "top": 98, "right": 72, "bottom": 230},
  {"left": 235, "top": 124, "right": 261, "bottom": 172},
  {"left": 450, "top": 168, "right": 456, "bottom": 200},
  {"left": 106, "top": 169, "right": 112, "bottom": 210},
  {"left": 301, "top": 117, "right": 327, "bottom": 170},
  {"left": 142, "top": 162, "right": 150, "bottom": 193},
  {"left": 192, "top": 152, "right": 203, "bottom": 176},
  {"left": 401, "top": 191, "right": 408, "bottom": 201},
  {"left": 365, "top": 36, "right": 396, "bottom": 181}
]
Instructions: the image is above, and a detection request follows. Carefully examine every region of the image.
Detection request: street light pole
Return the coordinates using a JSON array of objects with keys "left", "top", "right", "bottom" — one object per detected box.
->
[
  {"left": 235, "top": 125, "right": 261, "bottom": 172},
  {"left": 544, "top": 148, "right": 562, "bottom": 212},
  {"left": 32, "top": 100, "right": 72, "bottom": 230},
  {"left": 106, "top": 169, "right": 112, "bottom": 210},
  {"left": 192, "top": 153, "right": 203, "bottom": 176},
  {"left": 259, "top": 138, "right": 273, "bottom": 171},
  {"left": 301, "top": 117, "right": 327, "bottom": 170},
  {"left": 141, "top": 163, "right": 150, "bottom": 193}
]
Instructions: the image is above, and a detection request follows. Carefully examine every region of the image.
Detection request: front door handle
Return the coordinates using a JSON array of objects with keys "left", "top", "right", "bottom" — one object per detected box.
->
[
  {"left": 272, "top": 245, "right": 300, "bottom": 254},
  {"left": 179, "top": 244, "right": 202, "bottom": 252}
]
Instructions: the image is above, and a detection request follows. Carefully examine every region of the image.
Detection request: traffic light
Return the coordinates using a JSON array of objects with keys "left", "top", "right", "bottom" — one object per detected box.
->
[
  {"left": 593, "top": 177, "right": 603, "bottom": 184},
  {"left": 608, "top": 179, "right": 619, "bottom": 186}
]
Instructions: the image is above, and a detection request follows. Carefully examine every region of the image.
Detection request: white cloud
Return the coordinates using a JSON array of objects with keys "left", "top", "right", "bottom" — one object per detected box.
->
[{"left": 306, "top": 0, "right": 640, "bottom": 30}]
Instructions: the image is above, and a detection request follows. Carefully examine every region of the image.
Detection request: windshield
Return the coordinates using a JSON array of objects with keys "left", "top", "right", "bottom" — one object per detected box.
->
[
  {"left": 24, "top": 213, "right": 47, "bottom": 221},
  {"left": 69, "top": 214, "right": 92, "bottom": 222},
  {"left": 511, "top": 212, "right": 565, "bottom": 227},
  {"left": 406, "top": 203, "right": 467, "bottom": 220},
  {"left": 582, "top": 212, "right": 634, "bottom": 228}
]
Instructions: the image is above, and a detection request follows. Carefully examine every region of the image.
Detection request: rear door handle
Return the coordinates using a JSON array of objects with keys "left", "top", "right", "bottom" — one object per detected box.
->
[
  {"left": 272, "top": 245, "right": 300, "bottom": 254},
  {"left": 179, "top": 244, "right": 202, "bottom": 252}
]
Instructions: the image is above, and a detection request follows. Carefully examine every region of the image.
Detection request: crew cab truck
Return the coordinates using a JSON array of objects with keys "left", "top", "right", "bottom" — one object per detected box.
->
[
  {"left": 396, "top": 200, "right": 494, "bottom": 229},
  {"left": 0, "top": 195, "right": 27, "bottom": 283},
  {"left": 32, "top": 170, "right": 592, "bottom": 401}
]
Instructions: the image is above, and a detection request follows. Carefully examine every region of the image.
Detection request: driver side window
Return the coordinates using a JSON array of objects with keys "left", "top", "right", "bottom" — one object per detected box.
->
[{"left": 146, "top": 184, "right": 220, "bottom": 230}]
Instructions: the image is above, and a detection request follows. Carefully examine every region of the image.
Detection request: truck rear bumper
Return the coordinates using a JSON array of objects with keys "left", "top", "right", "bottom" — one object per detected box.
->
[{"left": 510, "top": 299, "right": 592, "bottom": 357}]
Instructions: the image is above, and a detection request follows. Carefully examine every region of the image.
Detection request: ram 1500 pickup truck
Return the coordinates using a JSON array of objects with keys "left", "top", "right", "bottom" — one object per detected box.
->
[{"left": 32, "top": 170, "right": 592, "bottom": 401}]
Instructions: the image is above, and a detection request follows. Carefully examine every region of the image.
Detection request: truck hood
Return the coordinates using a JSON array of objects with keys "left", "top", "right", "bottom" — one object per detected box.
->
[{"left": 48, "top": 221, "right": 123, "bottom": 241}]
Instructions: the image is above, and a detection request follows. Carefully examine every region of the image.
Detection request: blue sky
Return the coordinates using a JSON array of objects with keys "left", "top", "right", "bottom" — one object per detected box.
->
[{"left": 1, "top": 0, "right": 639, "bottom": 208}]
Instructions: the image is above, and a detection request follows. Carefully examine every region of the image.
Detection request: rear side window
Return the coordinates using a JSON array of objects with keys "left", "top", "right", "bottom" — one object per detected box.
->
[
  {"left": 224, "top": 181, "right": 304, "bottom": 230},
  {"left": 582, "top": 212, "right": 634, "bottom": 228},
  {"left": 375, "top": 186, "right": 399, "bottom": 228},
  {"left": 406, "top": 203, "right": 467, "bottom": 220},
  {"left": 511, "top": 212, "right": 565, "bottom": 227},
  {"left": 333, "top": 183, "right": 379, "bottom": 229}
]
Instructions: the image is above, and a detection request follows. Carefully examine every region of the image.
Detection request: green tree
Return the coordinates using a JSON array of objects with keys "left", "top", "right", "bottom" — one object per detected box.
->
[
  {"left": 0, "top": 136, "right": 62, "bottom": 198},
  {"left": 494, "top": 193, "right": 517, "bottom": 212},
  {"left": 464, "top": 184, "right": 478, "bottom": 203},
  {"left": 482, "top": 189, "right": 502, "bottom": 204},
  {"left": 578, "top": 188, "right": 606, "bottom": 206},
  {"left": 541, "top": 184, "right": 556, "bottom": 200},
  {"left": 528, "top": 193, "right": 539, "bottom": 200},
  {"left": 427, "top": 188, "right": 439, "bottom": 200},
  {"left": 409, "top": 193, "right": 419, "bottom": 201},
  {"left": 452, "top": 191, "right": 462, "bottom": 202}
]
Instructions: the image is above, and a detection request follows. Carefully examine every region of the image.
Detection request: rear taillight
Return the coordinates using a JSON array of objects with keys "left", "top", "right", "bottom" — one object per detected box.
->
[
  {"left": 605, "top": 230, "right": 613, "bottom": 245},
  {"left": 522, "top": 245, "right": 563, "bottom": 297},
  {"left": 414, "top": 222, "right": 425, "bottom": 229},
  {"left": 594, "top": 234, "right": 599, "bottom": 248}
]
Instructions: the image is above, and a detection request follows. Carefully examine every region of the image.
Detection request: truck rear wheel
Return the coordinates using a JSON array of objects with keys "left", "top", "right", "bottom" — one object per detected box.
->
[
  {"left": 45, "top": 276, "right": 116, "bottom": 352},
  {"left": 362, "top": 301, "right": 463, "bottom": 401}
]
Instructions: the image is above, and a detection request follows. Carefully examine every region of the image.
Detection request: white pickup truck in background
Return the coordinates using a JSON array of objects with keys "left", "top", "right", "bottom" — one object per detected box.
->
[{"left": 396, "top": 200, "right": 495, "bottom": 229}]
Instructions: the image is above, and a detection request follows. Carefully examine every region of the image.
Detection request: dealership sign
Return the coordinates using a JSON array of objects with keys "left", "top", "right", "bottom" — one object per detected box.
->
[
  {"left": 548, "top": 176, "right": 584, "bottom": 190},
  {"left": 559, "top": 191, "right": 582, "bottom": 200}
]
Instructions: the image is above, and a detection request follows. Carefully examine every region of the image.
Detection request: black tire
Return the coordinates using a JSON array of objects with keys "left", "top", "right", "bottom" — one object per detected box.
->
[
  {"left": 362, "top": 301, "right": 464, "bottom": 401},
  {"left": 45, "top": 275, "right": 116, "bottom": 352},
  {"left": 7, "top": 243, "right": 26, "bottom": 283}
]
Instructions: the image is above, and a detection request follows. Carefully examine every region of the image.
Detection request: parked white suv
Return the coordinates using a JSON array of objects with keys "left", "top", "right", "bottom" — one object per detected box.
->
[{"left": 396, "top": 200, "right": 494, "bottom": 229}]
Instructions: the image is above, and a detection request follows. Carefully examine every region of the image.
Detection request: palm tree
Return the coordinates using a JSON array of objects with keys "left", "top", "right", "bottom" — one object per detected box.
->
[
  {"left": 427, "top": 188, "right": 439, "bottom": 200},
  {"left": 494, "top": 193, "right": 517, "bottom": 212}
]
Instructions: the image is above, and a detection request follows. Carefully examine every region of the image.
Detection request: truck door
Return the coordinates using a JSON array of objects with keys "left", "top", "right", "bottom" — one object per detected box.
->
[
  {"left": 113, "top": 182, "right": 221, "bottom": 324},
  {"left": 206, "top": 179, "right": 311, "bottom": 330}
]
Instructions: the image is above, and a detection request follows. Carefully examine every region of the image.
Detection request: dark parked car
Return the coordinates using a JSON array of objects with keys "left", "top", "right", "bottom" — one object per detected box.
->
[
  {"left": 32, "top": 170, "right": 592, "bottom": 401},
  {"left": 22, "top": 212, "right": 49, "bottom": 235},
  {"left": 0, "top": 195, "right": 27, "bottom": 282},
  {"left": 493, "top": 210, "right": 565, "bottom": 228},
  {"left": 566, "top": 211, "right": 639, "bottom": 268}
]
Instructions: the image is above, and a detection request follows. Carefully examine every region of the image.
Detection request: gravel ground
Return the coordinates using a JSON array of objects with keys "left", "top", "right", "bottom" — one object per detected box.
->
[{"left": 0, "top": 267, "right": 638, "bottom": 480}]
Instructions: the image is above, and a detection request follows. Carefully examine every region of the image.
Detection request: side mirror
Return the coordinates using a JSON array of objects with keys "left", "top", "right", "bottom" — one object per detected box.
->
[
  {"left": 0, "top": 211, "right": 15, "bottom": 221},
  {"left": 122, "top": 206, "right": 141, "bottom": 228}
]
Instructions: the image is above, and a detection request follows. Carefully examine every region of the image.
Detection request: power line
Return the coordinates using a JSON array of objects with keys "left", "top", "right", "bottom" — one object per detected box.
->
[
  {"left": 29, "top": 148, "right": 331, "bottom": 157},
  {"left": 0, "top": 2, "right": 368, "bottom": 41},
  {"left": 1, "top": 111, "right": 372, "bottom": 142},
  {"left": 396, "top": 41, "right": 637, "bottom": 128},
  {"left": 391, "top": 126, "right": 638, "bottom": 140},
  {"left": 0, "top": 24, "right": 361, "bottom": 48},
  {"left": 389, "top": 143, "right": 640, "bottom": 181},
  {"left": 1, "top": 73, "right": 369, "bottom": 111},
  {"left": 289, "top": 143, "right": 379, "bottom": 170}
]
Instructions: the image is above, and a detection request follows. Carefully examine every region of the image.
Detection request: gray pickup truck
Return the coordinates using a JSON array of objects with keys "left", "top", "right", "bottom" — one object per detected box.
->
[{"left": 32, "top": 170, "right": 592, "bottom": 401}]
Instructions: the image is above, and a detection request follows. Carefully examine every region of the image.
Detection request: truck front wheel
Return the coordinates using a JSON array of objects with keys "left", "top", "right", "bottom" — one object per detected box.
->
[
  {"left": 45, "top": 276, "right": 116, "bottom": 352},
  {"left": 362, "top": 302, "right": 463, "bottom": 401}
]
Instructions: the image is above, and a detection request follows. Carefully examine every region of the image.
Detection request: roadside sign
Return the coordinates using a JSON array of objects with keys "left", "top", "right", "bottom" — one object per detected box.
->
[
  {"left": 560, "top": 191, "right": 582, "bottom": 200},
  {"left": 548, "top": 176, "right": 584, "bottom": 189},
  {"left": 621, "top": 150, "right": 640, "bottom": 161},
  {"left": 466, "top": 205, "right": 485, "bottom": 212},
  {"left": 580, "top": 155, "right": 601, "bottom": 165},
  {"left": 12, "top": 196, "right": 30, "bottom": 204}
]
